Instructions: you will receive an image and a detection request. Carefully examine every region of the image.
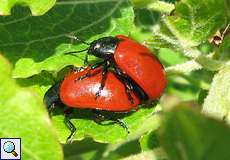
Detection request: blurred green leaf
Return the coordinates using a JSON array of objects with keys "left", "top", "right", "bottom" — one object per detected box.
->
[
  {"left": 202, "top": 66, "right": 230, "bottom": 121},
  {"left": 165, "top": 67, "right": 212, "bottom": 103},
  {"left": 121, "top": 149, "right": 167, "bottom": 160},
  {"left": 166, "top": 75, "right": 200, "bottom": 101},
  {"left": 159, "top": 107, "right": 230, "bottom": 160},
  {"left": 227, "top": 0, "right": 230, "bottom": 20},
  {"left": 103, "top": 139, "right": 141, "bottom": 160},
  {"left": 139, "top": 130, "right": 160, "bottom": 151},
  {"left": 219, "top": 35, "right": 230, "bottom": 61},
  {"left": 198, "top": 89, "right": 208, "bottom": 105},
  {"left": 0, "top": 0, "right": 55, "bottom": 15},
  {"left": 150, "top": 0, "right": 228, "bottom": 53},
  {"left": 158, "top": 48, "right": 187, "bottom": 66},
  {"left": 64, "top": 138, "right": 107, "bottom": 160},
  {"left": 0, "top": 55, "right": 63, "bottom": 160},
  {"left": 63, "top": 138, "right": 146, "bottom": 160},
  {"left": 0, "top": 0, "right": 134, "bottom": 78}
]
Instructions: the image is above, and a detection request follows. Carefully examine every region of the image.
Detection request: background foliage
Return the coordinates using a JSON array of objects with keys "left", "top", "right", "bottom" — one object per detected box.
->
[{"left": 0, "top": 0, "right": 229, "bottom": 159}]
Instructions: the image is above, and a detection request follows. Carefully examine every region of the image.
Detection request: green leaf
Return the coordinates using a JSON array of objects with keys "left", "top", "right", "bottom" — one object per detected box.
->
[
  {"left": 0, "top": 55, "right": 63, "bottom": 159},
  {"left": 134, "top": 8, "right": 160, "bottom": 29},
  {"left": 121, "top": 149, "right": 167, "bottom": 160},
  {"left": 150, "top": 0, "right": 228, "bottom": 52},
  {"left": 158, "top": 48, "right": 187, "bottom": 66},
  {"left": 147, "top": 1, "right": 174, "bottom": 13},
  {"left": 130, "top": 0, "right": 174, "bottom": 13},
  {"left": 227, "top": 0, "right": 230, "bottom": 20},
  {"left": 159, "top": 107, "right": 230, "bottom": 160},
  {"left": 0, "top": 0, "right": 134, "bottom": 78},
  {"left": 103, "top": 139, "right": 141, "bottom": 160},
  {"left": 198, "top": 89, "right": 208, "bottom": 105},
  {"left": 130, "top": 0, "right": 155, "bottom": 7},
  {"left": 0, "top": 0, "right": 55, "bottom": 15},
  {"left": 53, "top": 105, "right": 161, "bottom": 144},
  {"left": 202, "top": 66, "right": 230, "bottom": 121},
  {"left": 63, "top": 138, "right": 108, "bottom": 160},
  {"left": 219, "top": 35, "right": 230, "bottom": 61},
  {"left": 139, "top": 130, "right": 160, "bottom": 151},
  {"left": 16, "top": 71, "right": 55, "bottom": 97}
]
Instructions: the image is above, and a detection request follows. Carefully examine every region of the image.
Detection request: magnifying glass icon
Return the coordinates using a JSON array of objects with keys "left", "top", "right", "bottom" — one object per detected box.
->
[{"left": 3, "top": 141, "right": 18, "bottom": 157}]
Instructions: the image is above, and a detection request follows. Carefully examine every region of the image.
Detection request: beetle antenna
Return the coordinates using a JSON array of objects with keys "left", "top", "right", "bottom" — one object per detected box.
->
[
  {"left": 65, "top": 34, "right": 90, "bottom": 45},
  {"left": 64, "top": 48, "right": 88, "bottom": 55}
]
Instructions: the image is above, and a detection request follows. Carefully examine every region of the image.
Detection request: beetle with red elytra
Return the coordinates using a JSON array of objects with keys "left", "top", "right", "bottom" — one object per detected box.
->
[
  {"left": 66, "top": 35, "right": 166, "bottom": 102},
  {"left": 44, "top": 35, "right": 167, "bottom": 142}
]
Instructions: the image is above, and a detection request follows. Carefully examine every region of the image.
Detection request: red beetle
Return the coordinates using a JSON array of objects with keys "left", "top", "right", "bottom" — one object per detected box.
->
[
  {"left": 114, "top": 35, "right": 166, "bottom": 100},
  {"left": 60, "top": 67, "right": 140, "bottom": 112},
  {"left": 66, "top": 35, "right": 167, "bottom": 102},
  {"left": 44, "top": 67, "right": 145, "bottom": 142}
]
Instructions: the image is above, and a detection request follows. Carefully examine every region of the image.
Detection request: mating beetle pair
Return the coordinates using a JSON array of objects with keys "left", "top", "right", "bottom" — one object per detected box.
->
[{"left": 44, "top": 35, "right": 167, "bottom": 142}]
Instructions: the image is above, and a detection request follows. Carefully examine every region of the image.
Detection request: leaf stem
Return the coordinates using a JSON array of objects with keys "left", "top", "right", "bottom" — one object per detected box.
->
[
  {"left": 165, "top": 60, "right": 202, "bottom": 76},
  {"left": 195, "top": 55, "right": 225, "bottom": 71},
  {"left": 183, "top": 48, "right": 225, "bottom": 71}
]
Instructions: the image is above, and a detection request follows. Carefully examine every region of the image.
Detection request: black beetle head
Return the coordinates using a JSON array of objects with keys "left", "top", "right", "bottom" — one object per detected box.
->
[{"left": 88, "top": 36, "right": 120, "bottom": 59}]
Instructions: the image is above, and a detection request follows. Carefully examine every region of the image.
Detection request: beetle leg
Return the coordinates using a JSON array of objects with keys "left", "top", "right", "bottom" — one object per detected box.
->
[
  {"left": 48, "top": 103, "right": 56, "bottom": 116},
  {"left": 124, "top": 82, "right": 134, "bottom": 104},
  {"left": 113, "top": 118, "right": 130, "bottom": 134},
  {"left": 72, "top": 66, "right": 86, "bottom": 73},
  {"left": 90, "top": 61, "right": 105, "bottom": 69},
  {"left": 93, "top": 110, "right": 105, "bottom": 124},
  {"left": 113, "top": 66, "right": 134, "bottom": 104},
  {"left": 95, "top": 62, "right": 109, "bottom": 98},
  {"left": 75, "top": 61, "right": 105, "bottom": 81},
  {"left": 84, "top": 53, "right": 89, "bottom": 66},
  {"left": 76, "top": 71, "right": 91, "bottom": 81},
  {"left": 64, "top": 108, "right": 76, "bottom": 144},
  {"left": 92, "top": 110, "right": 130, "bottom": 134}
]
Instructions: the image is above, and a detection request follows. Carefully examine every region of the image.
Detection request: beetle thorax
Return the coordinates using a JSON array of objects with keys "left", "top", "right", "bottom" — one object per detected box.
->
[{"left": 88, "top": 36, "right": 120, "bottom": 59}]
